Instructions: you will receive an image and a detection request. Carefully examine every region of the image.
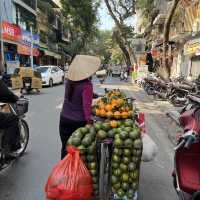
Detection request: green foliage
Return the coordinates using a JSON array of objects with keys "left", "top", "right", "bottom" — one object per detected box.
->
[
  {"left": 136, "top": 0, "right": 155, "bottom": 24},
  {"left": 60, "top": 0, "right": 100, "bottom": 55},
  {"left": 84, "top": 29, "right": 124, "bottom": 65},
  {"left": 137, "top": 0, "right": 155, "bottom": 15}
]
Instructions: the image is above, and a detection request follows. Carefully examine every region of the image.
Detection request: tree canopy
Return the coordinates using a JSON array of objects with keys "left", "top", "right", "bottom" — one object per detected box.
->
[
  {"left": 85, "top": 30, "right": 124, "bottom": 65},
  {"left": 60, "top": 0, "right": 100, "bottom": 56},
  {"left": 104, "top": 0, "right": 137, "bottom": 66}
]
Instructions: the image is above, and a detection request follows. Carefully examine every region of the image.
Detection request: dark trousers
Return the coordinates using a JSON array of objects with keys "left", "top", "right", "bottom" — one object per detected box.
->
[
  {"left": 59, "top": 116, "right": 86, "bottom": 159},
  {"left": 0, "top": 112, "right": 20, "bottom": 151}
]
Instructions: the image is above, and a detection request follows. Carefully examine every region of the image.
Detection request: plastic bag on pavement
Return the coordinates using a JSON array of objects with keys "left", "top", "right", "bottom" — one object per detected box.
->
[
  {"left": 45, "top": 146, "right": 93, "bottom": 200},
  {"left": 137, "top": 112, "right": 158, "bottom": 162},
  {"left": 142, "top": 134, "right": 158, "bottom": 162}
]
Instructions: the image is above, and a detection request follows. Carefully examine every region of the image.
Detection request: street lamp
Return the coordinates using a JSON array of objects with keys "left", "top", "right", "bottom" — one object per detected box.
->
[{"left": 28, "top": 22, "right": 34, "bottom": 69}]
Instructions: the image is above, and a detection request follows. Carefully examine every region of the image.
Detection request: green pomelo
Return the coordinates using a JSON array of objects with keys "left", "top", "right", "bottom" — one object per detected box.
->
[
  {"left": 97, "top": 130, "right": 107, "bottom": 140},
  {"left": 71, "top": 137, "right": 81, "bottom": 146},
  {"left": 112, "top": 154, "right": 120, "bottom": 163},
  {"left": 124, "top": 149, "right": 131, "bottom": 157}
]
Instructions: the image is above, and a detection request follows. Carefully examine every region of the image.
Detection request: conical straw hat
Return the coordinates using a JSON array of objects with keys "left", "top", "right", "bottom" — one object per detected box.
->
[{"left": 67, "top": 55, "right": 101, "bottom": 81}]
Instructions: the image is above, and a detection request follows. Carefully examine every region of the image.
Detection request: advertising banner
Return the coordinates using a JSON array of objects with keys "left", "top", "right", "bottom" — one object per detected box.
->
[
  {"left": 17, "top": 44, "right": 40, "bottom": 57},
  {"left": 2, "top": 21, "right": 21, "bottom": 42},
  {"left": 21, "top": 30, "right": 40, "bottom": 48}
]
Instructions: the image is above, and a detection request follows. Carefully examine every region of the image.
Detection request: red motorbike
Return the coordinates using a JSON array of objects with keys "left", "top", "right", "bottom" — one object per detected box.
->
[{"left": 173, "top": 95, "right": 200, "bottom": 200}]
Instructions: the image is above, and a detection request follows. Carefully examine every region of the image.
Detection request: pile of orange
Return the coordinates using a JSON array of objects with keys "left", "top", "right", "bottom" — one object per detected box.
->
[{"left": 94, "top": 90, "right": 134, "bottom": 119}]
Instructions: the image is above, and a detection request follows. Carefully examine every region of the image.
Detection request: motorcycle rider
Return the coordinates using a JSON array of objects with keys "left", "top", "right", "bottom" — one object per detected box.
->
[{"left": 0, "top": 78, "right": 20, "bottom": 157}]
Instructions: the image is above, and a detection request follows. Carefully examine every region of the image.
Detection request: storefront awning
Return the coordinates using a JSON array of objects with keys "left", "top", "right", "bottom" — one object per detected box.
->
[
  {"left": 184, "top": 38, "right": 200, "bottom": 55},
  {"left": 44, "top": 50, "right": 61, "bottom": 59}
]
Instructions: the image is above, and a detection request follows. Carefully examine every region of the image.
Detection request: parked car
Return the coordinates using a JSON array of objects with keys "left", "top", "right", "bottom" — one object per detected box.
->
[{"left": 36, "top": 66, "right": 64, "bottom": 87}]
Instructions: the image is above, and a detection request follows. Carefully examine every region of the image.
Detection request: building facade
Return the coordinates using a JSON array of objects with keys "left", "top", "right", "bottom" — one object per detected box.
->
[
  {"left": 37, "top": 0, "right": 70, "bottom": 66},
  {"left": 0, "top": 0, "right": 70, "bottom": 75}
]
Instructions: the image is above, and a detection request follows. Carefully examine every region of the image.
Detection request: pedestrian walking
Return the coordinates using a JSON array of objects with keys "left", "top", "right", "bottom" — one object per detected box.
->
[
  {"left": 146, "top": 51, "right": 154, "bottom": 73},
  {"left": 59, "top": 55, "right": 101, "bottom": 159}
]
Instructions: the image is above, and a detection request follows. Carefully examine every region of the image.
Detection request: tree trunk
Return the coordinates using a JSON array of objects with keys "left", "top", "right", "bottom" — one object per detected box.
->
[
  {"left": 104, "top": 0, "right": 137, "bottom": 67},
  {"left": 113, "top": 31, "right": 132, "bottom": 66},
  {"left": 162, "top": 0, "right": 180, "bottom": 79}
]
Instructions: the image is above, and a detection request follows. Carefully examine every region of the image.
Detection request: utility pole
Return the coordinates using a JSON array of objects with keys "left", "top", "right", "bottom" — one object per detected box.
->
[
  {"left": 0, "top": 0, "right": 5, "bottom": 73},
  {"left": 30, "top": 25, "right": 34, "bottom": 69}
]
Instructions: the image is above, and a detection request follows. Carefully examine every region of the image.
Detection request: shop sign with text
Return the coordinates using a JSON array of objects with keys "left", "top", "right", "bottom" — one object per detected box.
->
[
  {"left": 17, "top": 44, "right": 40, "bottom": 57},
  {"left": 2, "top": 21, "right": 21, "bottom": 42},
  {"left": 184, "top": 38, "right": 200, "bottom": 55},
  {"left": 21, "top": 30, "right": 40, "bottom": 48}
]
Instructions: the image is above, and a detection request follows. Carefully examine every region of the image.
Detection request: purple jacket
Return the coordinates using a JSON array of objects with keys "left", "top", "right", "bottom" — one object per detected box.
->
[{"left": 61, "top": 79, "right": 93, "bottom": 122}]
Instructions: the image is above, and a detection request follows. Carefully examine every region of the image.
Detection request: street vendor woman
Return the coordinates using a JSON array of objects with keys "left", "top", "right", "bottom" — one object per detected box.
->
[{"left": 59, "top": 55, "right": 101, "bottom": 159}]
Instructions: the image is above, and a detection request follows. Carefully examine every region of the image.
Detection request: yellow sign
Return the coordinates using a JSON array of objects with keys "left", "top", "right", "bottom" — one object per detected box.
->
[{"left": 184, "top": 39, "right": 200, "bottom": 55}]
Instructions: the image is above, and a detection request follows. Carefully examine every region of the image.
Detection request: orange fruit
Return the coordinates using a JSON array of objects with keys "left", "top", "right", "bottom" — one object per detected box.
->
[
  {"left": 95, "top": 109, "right": 101, "bottom": 116},
  {"left": 114, "top": 111, "right": 121, "bottom": 119},
  {"left": 99, "top": 103, "right": 105, "bottom": 109},
  {"left": 106, "top": 111, "right": 113, "bottom": 119},
  {"left": 105, "top": 104, "right": 112, "bottom": 111},
  {"left": 100, "top": 109, "right": 106, "bottom": 117},
  {"left": 110, "top": 120, "right": 118, "bottom": 128},
  {"left": 117, "top": 98, "right": 124, "bottom": 105},
  {"left": 121, "top": 111, "right": 129, "bottom": 119}
]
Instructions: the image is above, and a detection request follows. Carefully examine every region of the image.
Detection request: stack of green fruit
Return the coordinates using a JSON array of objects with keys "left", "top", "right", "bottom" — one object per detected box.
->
[{"left": 67, "top": 119, "right": 142, "bottom": 200}]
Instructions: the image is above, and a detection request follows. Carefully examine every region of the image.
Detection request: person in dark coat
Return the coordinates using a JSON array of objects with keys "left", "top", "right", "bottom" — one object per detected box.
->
[
  {"left": 59, "top": 55, "right": 101, "bottom": 159},
  {"left": 0, "top": 78, "right": 20, "bottom": 156},
  {"left": 146, "top": 52, "right": 154, "bottom": 72}
]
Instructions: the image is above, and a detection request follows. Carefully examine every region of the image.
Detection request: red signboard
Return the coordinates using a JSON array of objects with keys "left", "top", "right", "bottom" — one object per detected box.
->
[
  {"left": 2, "top": 21, "right": 22, "bottom": 42},
  {"left": 17, "top": 44, "right": 40, "bottom": 57}
]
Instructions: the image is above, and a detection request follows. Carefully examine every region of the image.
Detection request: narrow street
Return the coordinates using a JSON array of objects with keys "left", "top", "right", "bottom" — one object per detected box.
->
[{"left": 0, "top": 77, "right": 178, "bottom": 200}]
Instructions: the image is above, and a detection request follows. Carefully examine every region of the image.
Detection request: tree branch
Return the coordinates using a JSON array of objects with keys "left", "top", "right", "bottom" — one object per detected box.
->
[{"left": 104, "top": 0, "right": 122, "bottom": 30}]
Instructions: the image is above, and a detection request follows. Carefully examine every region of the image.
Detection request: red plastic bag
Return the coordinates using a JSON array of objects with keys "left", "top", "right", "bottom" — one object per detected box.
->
[{"left": 45, "top": 146, "right": 93, "bottom": 200}]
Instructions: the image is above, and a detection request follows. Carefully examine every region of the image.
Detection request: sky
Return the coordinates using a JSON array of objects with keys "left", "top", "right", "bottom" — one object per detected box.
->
[
  {"left": 98, "top": 2, "right": 137, "bottom": 31},
  {"left": 98, "top": 2, "right": 115, "bottom": 30}
]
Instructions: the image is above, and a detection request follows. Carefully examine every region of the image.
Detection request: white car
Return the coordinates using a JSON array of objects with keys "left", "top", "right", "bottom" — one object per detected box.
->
[{"left": 36, "top": 66, "right": 65, "bottom": 87}]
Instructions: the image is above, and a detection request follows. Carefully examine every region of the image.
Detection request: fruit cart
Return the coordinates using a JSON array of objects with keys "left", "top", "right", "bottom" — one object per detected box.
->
[{"left": 67, "top": 89, "right": 142, "bottom": 200}]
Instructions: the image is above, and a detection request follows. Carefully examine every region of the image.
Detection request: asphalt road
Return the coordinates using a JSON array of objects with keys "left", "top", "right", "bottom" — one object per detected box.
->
[{"left": 0, "top": 77, "right": 178, "bottom": 200}]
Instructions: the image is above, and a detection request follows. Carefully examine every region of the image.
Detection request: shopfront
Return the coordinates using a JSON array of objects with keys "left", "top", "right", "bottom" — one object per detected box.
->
[
  {"left": 184, "top": 37, "right": 200, "bottom": 79},
  {"left": 0, "top": 21, "right": 40, "bottom": 72},
  {"left": 39, "top": 47, "right": 61, "bottom": 66},
  {"left": 1, "top": 21, "right": 22, "bottom": 73}
]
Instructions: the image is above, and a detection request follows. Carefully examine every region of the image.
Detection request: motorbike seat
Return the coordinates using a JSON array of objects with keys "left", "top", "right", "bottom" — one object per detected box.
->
[
  {"left": 172, "top": 83, "right": 193, "bottom": 90},
  {"left": 176, "top": 143, "right": 200, "bottom": 194}
]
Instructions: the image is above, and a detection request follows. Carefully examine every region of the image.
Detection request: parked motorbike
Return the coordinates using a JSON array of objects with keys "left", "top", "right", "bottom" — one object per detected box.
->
[
  {"left": 120, "top": 71, "right": 128, "bottom": 81},
  {"left": 0, "top": 97, "right": 29, "bottom": 170},
  {"left": 173, "top": 95, "right": 200, "bottom": 200},
  {"left": 96, "top": 70, "right": 107, "bottom": 84},
  {"left": 144, "top": 76, "right": 193, "bottom": 107},
  {"left": 143, "top": 75, "right": 160, "bottom": 95}
]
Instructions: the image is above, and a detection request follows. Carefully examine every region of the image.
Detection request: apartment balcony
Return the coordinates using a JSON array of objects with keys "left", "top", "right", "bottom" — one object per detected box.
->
[{"left": 13, "top": 0, "right": 37, "bottom": 15}]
